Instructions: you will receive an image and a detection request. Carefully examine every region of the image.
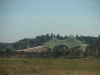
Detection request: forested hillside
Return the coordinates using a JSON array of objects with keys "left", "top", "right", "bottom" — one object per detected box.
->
[
  {"left": 0, "top": 33, "right": 97, "bottom": 50},
  {"left": 89, "top": 35, "right": 100, "bottom": 53}
]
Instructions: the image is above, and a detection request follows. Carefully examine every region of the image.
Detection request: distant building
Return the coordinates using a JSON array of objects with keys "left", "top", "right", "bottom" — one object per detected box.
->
[{"left": 80, "top": 44, "right": 88, "bottom": 51}]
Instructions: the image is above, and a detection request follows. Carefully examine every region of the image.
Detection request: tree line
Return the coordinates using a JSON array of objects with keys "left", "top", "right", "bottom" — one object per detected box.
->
[
  {"left": 0, "top": 35, "right": 100, "bottom": 58},
  {"left": 0, "top": 33, "right": 97, "bottom": 51}
]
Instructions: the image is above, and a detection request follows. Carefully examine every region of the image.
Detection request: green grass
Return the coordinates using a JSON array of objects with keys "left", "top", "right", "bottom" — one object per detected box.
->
[{"left": 0, "top": 58, "right": 100, "bottom": 75}]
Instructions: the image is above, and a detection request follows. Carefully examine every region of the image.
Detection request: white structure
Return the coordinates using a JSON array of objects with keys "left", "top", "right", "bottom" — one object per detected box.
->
[
  {"left": 80, "top": 44, "right": 88, "bottom": 51},
  {"left": 17, "top": 46, "right": 48, "bottom": 53}
]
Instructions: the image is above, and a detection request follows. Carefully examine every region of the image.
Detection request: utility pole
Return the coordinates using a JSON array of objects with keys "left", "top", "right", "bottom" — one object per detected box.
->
[
  {"left": 69, "top": 43, "right": 70, "bottom": 50},
  {"left": 88, "top": 45, "right": 89, "bottom": 54},
  {"left": 27, "top": 38, "right": 29, "bottom": 50},
  {"left": 45, "top": 36, "right": 46, "bottom": 43},
  {"left": 96, "top": 47, "right": 98, "bottom": 57}
]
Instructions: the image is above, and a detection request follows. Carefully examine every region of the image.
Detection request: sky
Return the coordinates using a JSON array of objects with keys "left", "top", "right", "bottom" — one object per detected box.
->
[{"left": 0, "top": 0, "right": 100, "bottom": 43}]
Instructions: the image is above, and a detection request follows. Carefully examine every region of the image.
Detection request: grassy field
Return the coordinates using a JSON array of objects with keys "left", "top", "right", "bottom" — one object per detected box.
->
[{"left": 0, "top": 58, "right": 100, "bottom": 75}]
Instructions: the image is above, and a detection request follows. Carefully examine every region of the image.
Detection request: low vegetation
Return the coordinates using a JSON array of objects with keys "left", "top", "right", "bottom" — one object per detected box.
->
[{"left": 0, "top": 58, "right": 100, "bottom": 75}]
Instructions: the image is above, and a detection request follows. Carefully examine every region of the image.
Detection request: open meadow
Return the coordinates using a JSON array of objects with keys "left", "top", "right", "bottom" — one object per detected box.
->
[{"left": 0, "top": 58, "right": 100, "bottom": 75}]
